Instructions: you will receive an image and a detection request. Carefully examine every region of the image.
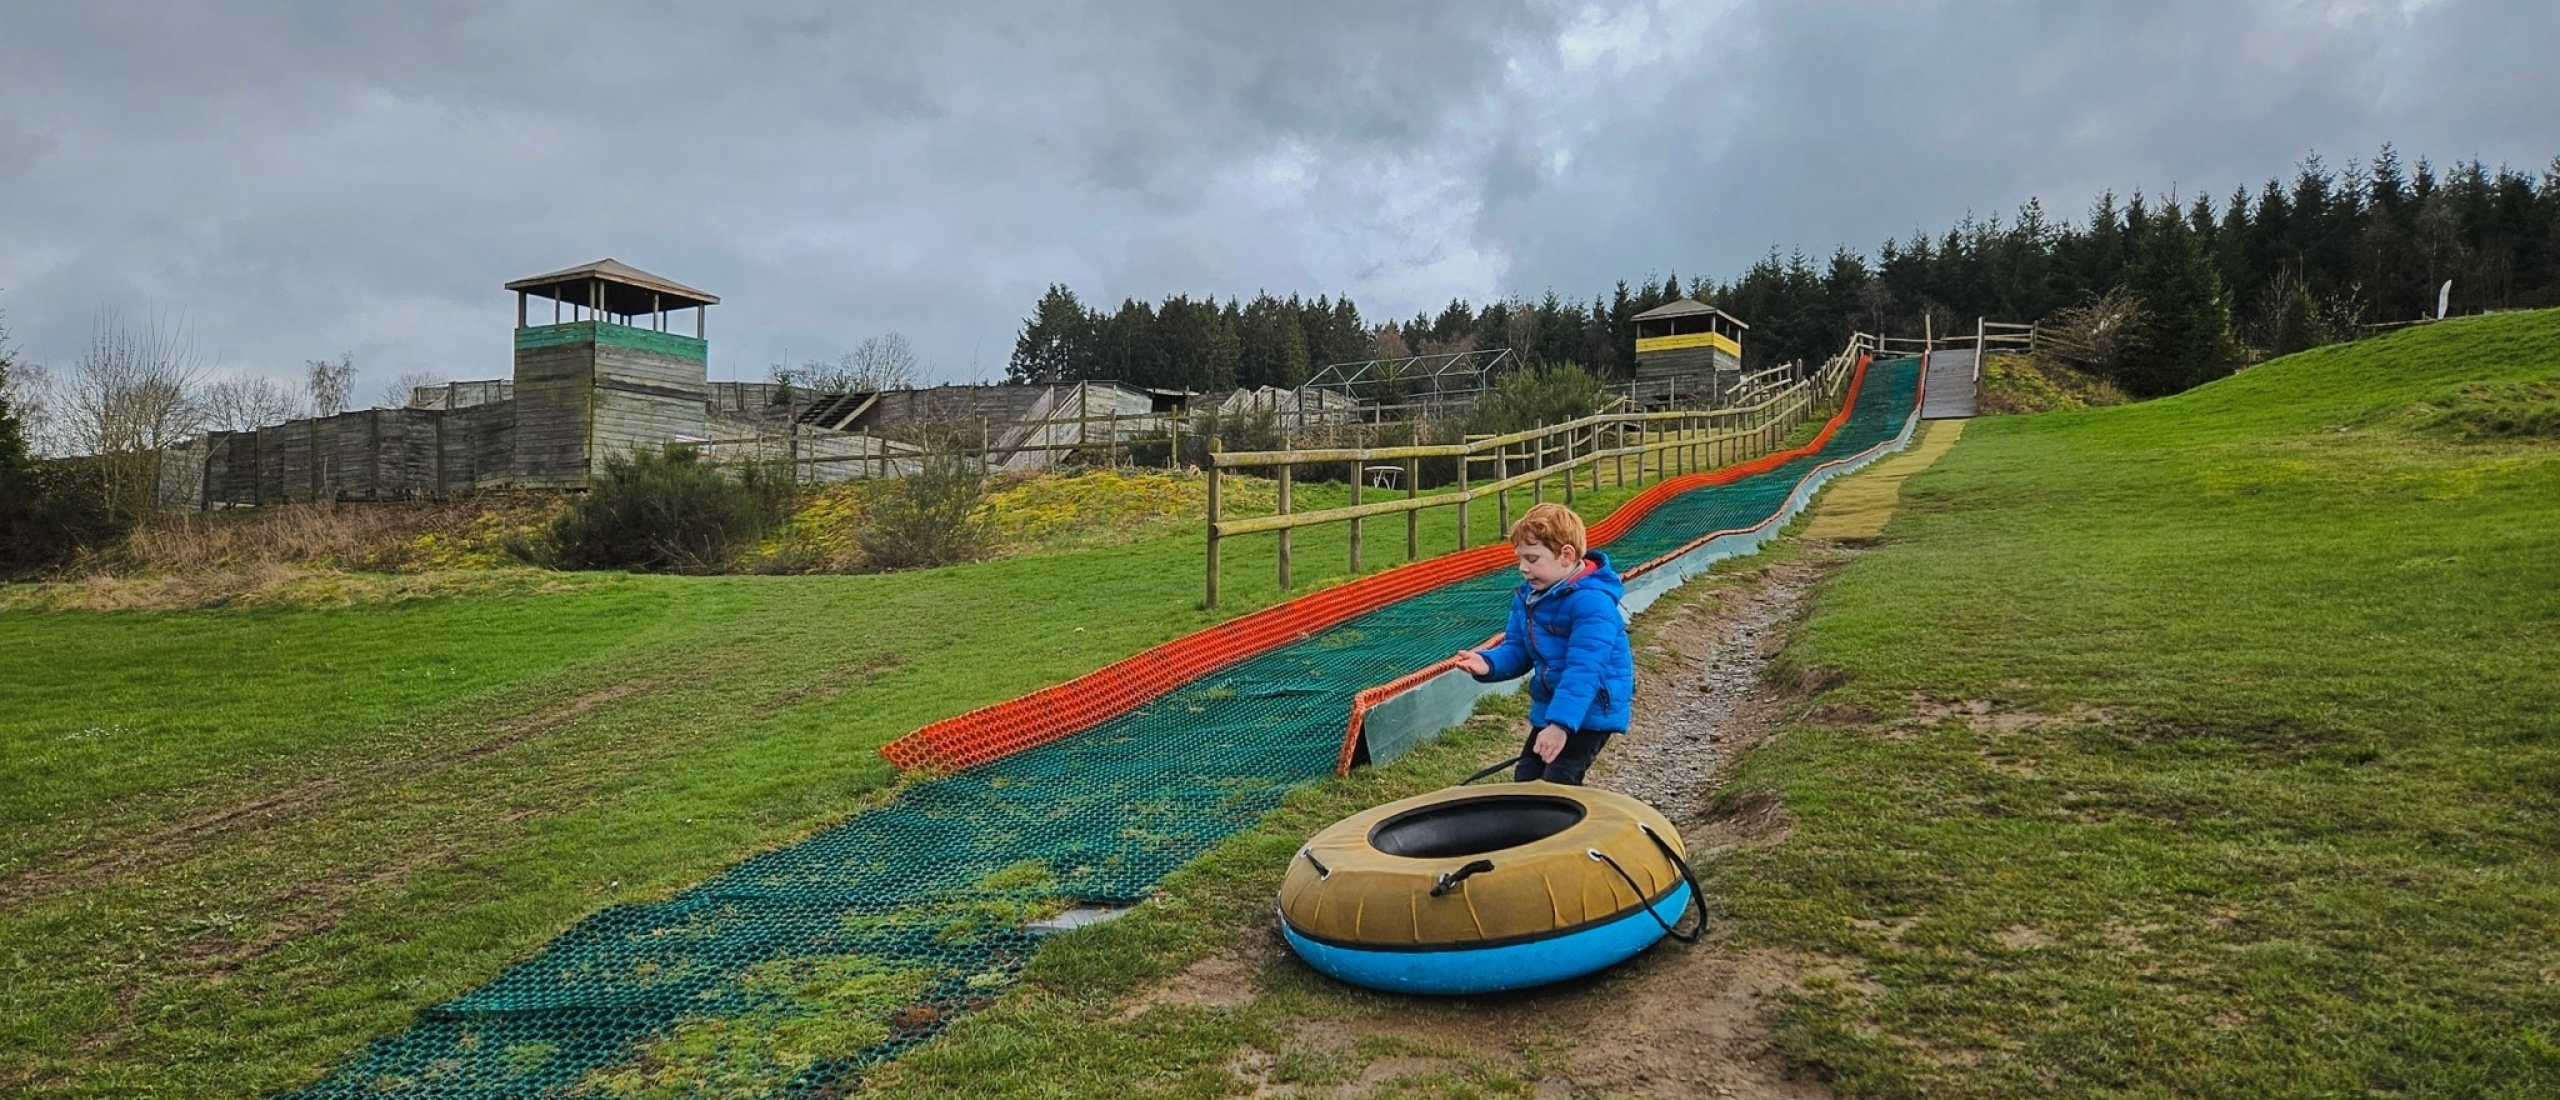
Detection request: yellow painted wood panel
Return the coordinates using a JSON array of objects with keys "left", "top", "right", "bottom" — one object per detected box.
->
[
  {"left": 1635, "top": 331, "right": 1742, "bottom": 357},
  {"left": 1801, "top": 419, "right": 1967, "bottom": 541}
]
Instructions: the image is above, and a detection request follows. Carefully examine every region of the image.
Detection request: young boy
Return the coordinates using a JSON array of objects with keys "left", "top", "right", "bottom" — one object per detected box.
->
[{"left": 1452, "top": 503, "right": 1636, "bottom": 785}]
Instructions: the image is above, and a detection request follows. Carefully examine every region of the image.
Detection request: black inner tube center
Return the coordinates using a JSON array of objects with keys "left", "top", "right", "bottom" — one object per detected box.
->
[{"left": 1368, "top": 795, "right": 1587, "bottom": 858}]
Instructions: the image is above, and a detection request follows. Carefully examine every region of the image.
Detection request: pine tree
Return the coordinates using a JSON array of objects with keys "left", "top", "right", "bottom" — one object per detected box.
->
[
  {"left": 1237, "top": 293, "right": 1311, "bottom": 389},
  {"left": 2270, "top": 277, "right": 2324, "bottom": 356},
  {"left": 1205, "top": 303, "right": 1241, "bottom": 393},
  {"left": 2119, "top": 206, "right": 2237, "bottom": 396},
  {"left": 1007, "top": 284, "right": 1097, "bottom": 383},
  {"left": 0, "top": 327, "right": 47, "bottom": 572},
  {"left": 1094, "top": 298, "right": 1164, "bottom": 388}
]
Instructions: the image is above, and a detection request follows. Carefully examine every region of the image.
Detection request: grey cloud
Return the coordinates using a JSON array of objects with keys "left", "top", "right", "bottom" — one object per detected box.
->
[
  {"left": 0, "top": 0, "right": 2548, "bottom": 403},
  {"left": 1, "top": 0, "right": 1554, "bottom": 393},
  {"left": 1477, "top": 0, "right": 2560, "bottom": 301}
]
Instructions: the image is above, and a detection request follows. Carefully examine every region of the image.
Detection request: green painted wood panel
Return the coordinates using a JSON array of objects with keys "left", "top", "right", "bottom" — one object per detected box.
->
[{"left": 515, "top": 320, "right": 708, "bottom": 361}]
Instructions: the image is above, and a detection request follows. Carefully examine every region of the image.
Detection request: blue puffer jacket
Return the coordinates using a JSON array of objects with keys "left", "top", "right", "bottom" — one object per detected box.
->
[{"left": 1469, "top": 551, "right": 1635, "bottom": 733}]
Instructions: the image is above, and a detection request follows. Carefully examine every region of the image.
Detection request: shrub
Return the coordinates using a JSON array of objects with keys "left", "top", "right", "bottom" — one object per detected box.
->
[
  {"left": 855, "top": 450, "right": 990, "bottom": 571},
  {"left": 551, "top": 446, "right": 796, "bottom": 573},
  {"left": 1978, "top": 353, "right": 2132, "bottom": 416},
  {"left": 2039, "top": 286, "right": 2151, "bottom": 381},
  {"left": 1470, "top": 362, "right": 1607, "bottom": 435},
  {"left": 0, "top": 458, "right": 119, "bottom": 578}
]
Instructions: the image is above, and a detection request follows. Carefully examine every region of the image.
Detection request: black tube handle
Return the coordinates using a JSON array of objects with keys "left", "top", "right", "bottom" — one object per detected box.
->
[
  {"left": 1299, "top": 848, "right": 1330, "bottom": 879},
  {"left": 1429, "top": 858, "right": 1496, "bottom": 897},
  {"left": 1588, "top": 824, "right": 1711, "bottom": 944},
  {"left": 1462, "top": 754, "right": 1526, "bottom": 785}
]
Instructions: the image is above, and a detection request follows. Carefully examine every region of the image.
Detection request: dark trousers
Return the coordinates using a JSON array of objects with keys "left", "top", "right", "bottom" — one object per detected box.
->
[{"left": 1513, "top": 727, "right": 1613, "bottom": 785}]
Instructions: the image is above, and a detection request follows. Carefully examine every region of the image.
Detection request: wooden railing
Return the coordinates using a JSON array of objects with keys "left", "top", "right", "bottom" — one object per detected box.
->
[
  {"left": 693, "top": 410, "right": 1183, "bottom": 482},
  {"left": 1200, "top": 333, "right": 1883, "bottom": 607}
]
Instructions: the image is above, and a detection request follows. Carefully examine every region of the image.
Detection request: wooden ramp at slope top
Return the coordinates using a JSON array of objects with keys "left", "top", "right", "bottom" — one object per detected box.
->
[
  {"left": 1800, "top": 419, "right": 1967, "bottom": 541},
  {"left": 1921, "top": 347, "right": 1979, "bottom": 419}
]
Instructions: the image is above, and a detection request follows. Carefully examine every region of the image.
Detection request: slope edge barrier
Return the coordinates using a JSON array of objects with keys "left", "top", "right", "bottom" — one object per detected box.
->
[
  {"left": 278, "top": 353, "right": 1926, "bottom": 1100},
  {"left": 1337, "top": 351, "right": 1928, "bottom": 772},
  {"left": 887, "top": 350, "right": 1911, "bottom": 775}
]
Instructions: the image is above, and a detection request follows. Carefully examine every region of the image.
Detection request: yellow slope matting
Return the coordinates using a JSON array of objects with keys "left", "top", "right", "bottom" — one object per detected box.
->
[{"left": 1800, "top": 419, "right": 1967, "bottom": 541}]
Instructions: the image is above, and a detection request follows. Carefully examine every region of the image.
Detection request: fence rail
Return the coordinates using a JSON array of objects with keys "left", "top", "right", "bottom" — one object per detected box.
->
[
  {"left": 692, "top": 409, "right": 1187, "bottom": 482},
  {"left": 1198, "top": 331, "right": 1893, "bottom": 607}
]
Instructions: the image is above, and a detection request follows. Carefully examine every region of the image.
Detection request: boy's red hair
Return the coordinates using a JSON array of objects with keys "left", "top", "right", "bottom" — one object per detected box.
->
[{"left": 1508, "top": 502, "right": 1587, "bottom": 557}]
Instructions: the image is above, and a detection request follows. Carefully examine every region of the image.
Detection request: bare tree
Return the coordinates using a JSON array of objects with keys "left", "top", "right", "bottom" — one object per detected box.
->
[
  {"left": 771, "top": 332, "right": 920, "bottom": 394},
  {"left": 306, "top": 353, "right": 355, "bottom": 418},
  {"left": 64, "top": 311, "right": 208, "bottom": 522},
  {"left": 3, "top": 358, "right": 59, "bottom": 457},
  {"left": 375, "top": 369, "right": 445, "bottom": 409},
  {"left": 1371, "top": 323, "right": 1411, "bottom": 360},
  {"left": 0, "top": 304, "right": 54, "bottom": 457},
  {"left": 2040, "top": 286, "right": 2150, "bottom": 375},
  {"left": 202, "top": 374, "right": 305, "bottom": 431},
  {"left": 842, "top": 332, "right": 918, "bottom": 390}
]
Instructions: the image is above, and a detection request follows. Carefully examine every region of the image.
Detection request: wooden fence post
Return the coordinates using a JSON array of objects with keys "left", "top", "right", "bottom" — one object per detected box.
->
[
  {"left": 1494, "top": 448, "right": 1509, "bottom": 538},
  {"left": 1612, "top": 421, "right": 1624, "bottom": 488},
  {"left": 1576, "top": 422, "right": 1597, "bottom": 491},
  {"left": 1562, "top": 424, "right": 1576, "bottom": 506},
  {"left": 1276, "top": 461, "right": 1293, "bottom": 591},
  {"left": 1205, "top": 437, "right": 1222, "bottom": 608},
  {"left": 1405, "top": 457, "right": 1418, "bottom": 561},
  {"left": 1532, "top": 423, "right": 1545, "bottom": 506},
  {"left": 1455, "top": 449, "right": 1471, "bottom": 551},
  {"left": 1631, "top": 419, "right": 1643, "bottom": 485},
  {"left": 1348, "top": 461, "right": 1363, "bottom": 577}
]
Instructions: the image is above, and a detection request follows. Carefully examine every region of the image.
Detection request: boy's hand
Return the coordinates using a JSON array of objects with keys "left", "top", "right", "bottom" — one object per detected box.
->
[
  {"left": 1532, "top": 723, "right": 1568, "bottom": 762},
  {"left": 1452, "top": 650, "right": 1491, "bottom": 676}
]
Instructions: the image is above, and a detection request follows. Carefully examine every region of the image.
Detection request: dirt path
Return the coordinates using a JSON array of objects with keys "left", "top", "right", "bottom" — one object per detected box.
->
[
  {"left": 1163, "top": 550, "right": 1859, "bottom": 1100},
  {"left": 1551, "top": 551, "right": 1852, "bottom": 1100}
]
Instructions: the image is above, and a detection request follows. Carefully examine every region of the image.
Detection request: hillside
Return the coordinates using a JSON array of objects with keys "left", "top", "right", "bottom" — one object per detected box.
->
[
  {"left": 1707, "top": 311, "right": 2560, "bottom": 1096},
  {"left": 860, "top": 311, "right": 2560, "bottom": 1098}
]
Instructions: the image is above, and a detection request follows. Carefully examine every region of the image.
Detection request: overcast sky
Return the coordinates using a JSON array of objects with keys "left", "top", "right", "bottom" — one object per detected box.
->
[{"left": 2, "top": 0, "right": 2553, "bottom": 393}]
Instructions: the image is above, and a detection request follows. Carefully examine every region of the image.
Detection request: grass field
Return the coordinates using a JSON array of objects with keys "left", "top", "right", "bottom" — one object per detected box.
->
[
  {"left": 11, "top": 313, "right": 2552, "bottom": 1098},
  {"left": 1727, "top": 310, "right": 2560, "bottom": 1096},
  {"left": 0, "top": 454, "right": 1668, "bottom": 1097},
  {"left": 832, "top": 311, "right": 2560, "bottom": 1099}
]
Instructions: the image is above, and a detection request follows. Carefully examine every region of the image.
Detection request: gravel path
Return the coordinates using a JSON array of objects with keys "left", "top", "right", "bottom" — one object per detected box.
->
[{"left": 1595, "top": 554, "right": 1841, "bottom": 826}]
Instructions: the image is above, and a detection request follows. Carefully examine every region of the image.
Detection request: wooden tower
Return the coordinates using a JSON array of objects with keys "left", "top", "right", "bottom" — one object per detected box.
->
[
  {"left": 504, "top": 259, "right": 719, "bottom": 489},
  {"left": 1629, "top": 299, "right": 1747, "bottom": 406}
]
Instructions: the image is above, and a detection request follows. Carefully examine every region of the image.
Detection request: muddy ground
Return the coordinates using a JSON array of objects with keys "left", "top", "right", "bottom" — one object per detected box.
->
[{"left": 1123, "top": 548, "right": 1862, "bottom": 1100}]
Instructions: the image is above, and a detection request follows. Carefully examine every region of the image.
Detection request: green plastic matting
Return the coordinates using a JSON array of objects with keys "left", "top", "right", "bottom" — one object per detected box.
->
[{"left": 279, "top": 355, "right": 1921, "bottom": 1099}]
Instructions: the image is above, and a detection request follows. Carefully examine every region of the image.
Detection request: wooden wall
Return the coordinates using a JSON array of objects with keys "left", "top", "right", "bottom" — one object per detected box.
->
[
  {"left": 198, "top": 405, "right": 514, "bottom": 506},
  {"left": 589, "top": 341, "right": 709, "bottom": 472},
  {"left": 513, "top": 321, "right": 708, "bottom": 488},
  {"left": 443, "top": 401, "right": 515, "bottom": 490},
  {"left": 511, "top": 341, "right": 594, "bottom": 490},
  {"left": 1631, "top": 345, "right": 1743, "bottom": 406}
]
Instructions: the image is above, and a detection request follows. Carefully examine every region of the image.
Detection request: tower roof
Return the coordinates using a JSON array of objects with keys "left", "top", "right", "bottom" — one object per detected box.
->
[
  {"left": 1629, "top": 298, "right": 1749, "bottom": 328},
  {"left": 507, "top": 259, "right": 719, "bottom": 314}
]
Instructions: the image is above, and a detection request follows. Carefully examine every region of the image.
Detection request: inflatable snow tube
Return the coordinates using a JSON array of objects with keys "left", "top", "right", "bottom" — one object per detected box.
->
[{"left": 1277, "top": 781, "right": 1701, "bottom": 995}]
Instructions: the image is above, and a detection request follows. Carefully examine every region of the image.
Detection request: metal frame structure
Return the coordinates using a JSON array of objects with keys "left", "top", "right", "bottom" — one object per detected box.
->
[{"left": 1302, "top": 347, "right": 1520, "bottom": 410}]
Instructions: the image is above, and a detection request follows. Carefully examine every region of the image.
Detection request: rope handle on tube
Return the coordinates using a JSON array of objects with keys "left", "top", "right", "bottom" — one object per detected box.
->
[
  {"left": 1588, "top": 823, "right": 1709, "bottom": 944},
  {"left": 1429, "top": 859, "right": 1496, "bottom": 897},
  {"left": 1298, "top": 847, "right": 1330, "bottom": 880},
  {"left": 1462, "top": 754, "right": 1527, "bottom": 785}
]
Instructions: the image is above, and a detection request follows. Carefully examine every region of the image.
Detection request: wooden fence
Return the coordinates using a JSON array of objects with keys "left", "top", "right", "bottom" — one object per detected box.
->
[
  {"left": 693, "top": 409, "right": 1187, "bottom": 482},
  {"left": 1200, "top": 333, "right": 1883, "bottom": 607}
]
